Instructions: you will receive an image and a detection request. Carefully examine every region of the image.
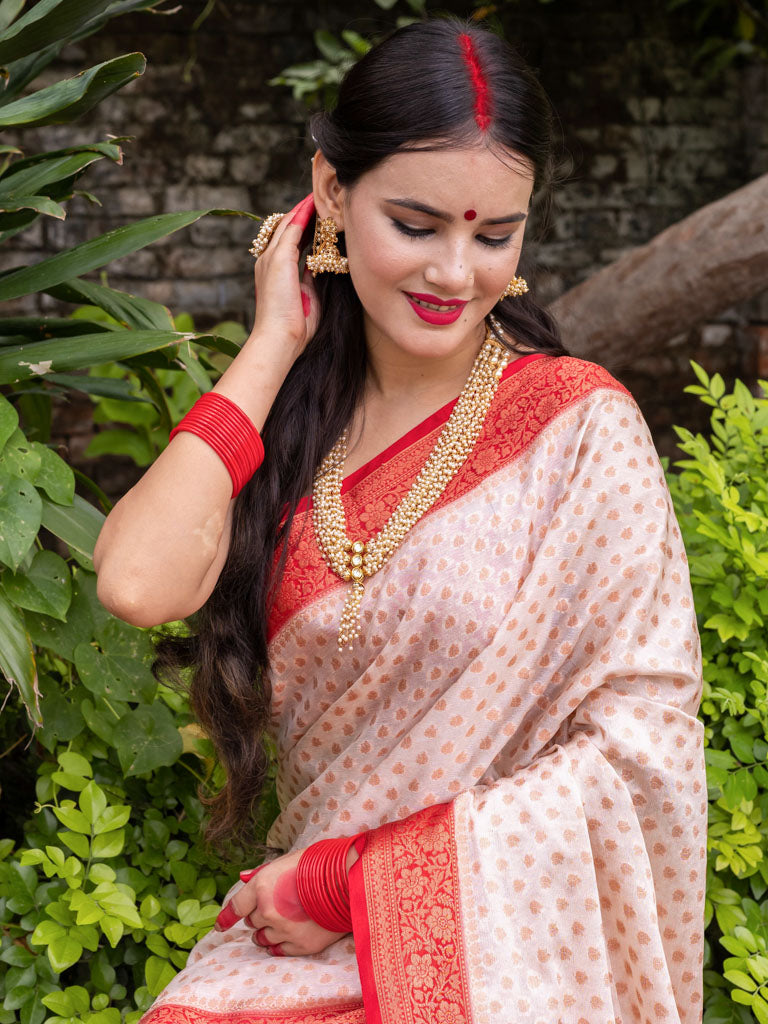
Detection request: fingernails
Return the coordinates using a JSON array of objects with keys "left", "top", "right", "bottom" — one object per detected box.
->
[
  {"left": 239, "top": 866, "right": 264, "bottom": 883},
  {"left": 214, "top": 902, "right": 242, "bottom": 932},
  {"left": 289, "top": 194, "right": 315, "bottom": 229},
  {"left": 301, "top": 292, "right": 311, "bottom": 317}
]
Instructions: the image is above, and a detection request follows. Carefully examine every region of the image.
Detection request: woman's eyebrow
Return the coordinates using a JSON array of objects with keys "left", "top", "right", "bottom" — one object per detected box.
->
[{"left": 385, "top": 198, "right": 527, "bottom": 224}]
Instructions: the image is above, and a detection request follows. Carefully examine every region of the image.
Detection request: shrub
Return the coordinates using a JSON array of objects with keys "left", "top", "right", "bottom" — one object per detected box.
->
[
  {"left": 0, "top": 3, "right": 262, "bottom": 1021},
  {"left": 667, "top": 363, "right": 768, "bottom": 1024}
]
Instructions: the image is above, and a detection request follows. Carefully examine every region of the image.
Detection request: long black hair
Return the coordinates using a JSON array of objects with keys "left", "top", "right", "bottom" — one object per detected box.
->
[{"left": 152, "top": 16, "right": 569, "bottom": 850}]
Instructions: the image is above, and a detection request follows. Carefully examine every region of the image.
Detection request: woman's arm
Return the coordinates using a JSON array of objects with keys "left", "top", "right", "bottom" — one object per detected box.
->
[{"left": 94, "top": 195, "right": 318, "bottom": 628}]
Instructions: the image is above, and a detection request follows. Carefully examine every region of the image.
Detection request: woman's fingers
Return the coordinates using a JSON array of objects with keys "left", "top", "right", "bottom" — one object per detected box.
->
[
  {"left": 262, "top": 193, "right": 313, "bottom": 255},
  {"left": 214, "top": 901, "right": 243, "bottom": 932},
  {"left": 214, "top": 865, "right": 269, "bottom": 931}
]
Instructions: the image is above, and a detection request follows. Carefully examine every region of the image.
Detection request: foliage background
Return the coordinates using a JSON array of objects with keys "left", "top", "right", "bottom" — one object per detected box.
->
[{"left": 0, "top": 1, "right": 767, "bottom": 1022}]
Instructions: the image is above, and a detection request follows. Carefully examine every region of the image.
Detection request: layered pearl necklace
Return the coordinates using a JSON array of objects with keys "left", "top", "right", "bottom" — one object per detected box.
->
[{"left": 312, "top": 324, "right": 510, "bottom": 651}]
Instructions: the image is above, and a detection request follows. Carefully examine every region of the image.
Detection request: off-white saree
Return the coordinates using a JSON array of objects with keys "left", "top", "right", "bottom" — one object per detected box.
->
[{"left": 140, "top": 354, "right": 707, "bottom": 1024}]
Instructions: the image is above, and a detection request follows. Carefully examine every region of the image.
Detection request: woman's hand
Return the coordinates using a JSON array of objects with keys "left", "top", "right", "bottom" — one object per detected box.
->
[
  {"left": 214, "top": 850, "right": 348, "bottom": 957},
  {"left": 248, "top": 193, "right": 321, "bottom": 367}
]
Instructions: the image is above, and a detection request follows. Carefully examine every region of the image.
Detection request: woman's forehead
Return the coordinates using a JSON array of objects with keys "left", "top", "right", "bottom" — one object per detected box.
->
[{"left": 357, "top": 145, "right": 534, "bottom": 209}]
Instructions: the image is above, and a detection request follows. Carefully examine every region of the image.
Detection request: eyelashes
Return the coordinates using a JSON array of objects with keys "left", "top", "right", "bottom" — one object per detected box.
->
[{"left": 390, "top": 218, "right": 513, "bottom": 249}]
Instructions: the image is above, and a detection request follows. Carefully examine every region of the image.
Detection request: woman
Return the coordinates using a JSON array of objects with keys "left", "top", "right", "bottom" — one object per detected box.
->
[{"left": 94, "top": 18, "right": 707, "bottom": 1024}]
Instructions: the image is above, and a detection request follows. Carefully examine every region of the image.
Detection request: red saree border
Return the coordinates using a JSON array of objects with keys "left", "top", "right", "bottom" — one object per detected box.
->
[
  {"left": 349, "top": 802, "right": 472, "bottom": 1024},
  {"left": 138, "top": 1001, "right": 365, "bottom": 1023},
  {"left": 267, "top": 355, "right": 630, "bottom": 643}
]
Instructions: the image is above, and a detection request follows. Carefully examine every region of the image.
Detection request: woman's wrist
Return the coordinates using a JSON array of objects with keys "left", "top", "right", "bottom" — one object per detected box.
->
[
  {"left": 212, "top": 333, "right": 296, "bottom": 433},
  {"left": 294, "top": 834, "right": 363, "bottom": 934}
]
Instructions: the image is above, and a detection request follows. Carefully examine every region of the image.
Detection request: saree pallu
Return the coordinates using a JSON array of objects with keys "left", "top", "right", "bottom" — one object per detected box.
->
[{"left": 140, "top": 355, "right": 707, "bottom": 1024}]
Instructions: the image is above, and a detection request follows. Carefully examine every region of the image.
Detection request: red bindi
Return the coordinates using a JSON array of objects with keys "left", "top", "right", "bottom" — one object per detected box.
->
[{"left": 464, "top": 209, "right": 477, "bottom": 221}]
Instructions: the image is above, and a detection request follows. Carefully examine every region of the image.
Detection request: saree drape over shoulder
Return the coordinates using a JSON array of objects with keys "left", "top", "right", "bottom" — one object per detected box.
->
[{"left": 140, "top": 355, "right": 707, "bottom": 1024}]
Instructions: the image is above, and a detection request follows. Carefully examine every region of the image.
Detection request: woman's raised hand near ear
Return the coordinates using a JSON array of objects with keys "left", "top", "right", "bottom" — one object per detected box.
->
[
  {"left": 250, "top": 193, "right": 321, "bottom": 365},
  {"left": 91, "top": 194, "right": 322, "bottom": 630}
]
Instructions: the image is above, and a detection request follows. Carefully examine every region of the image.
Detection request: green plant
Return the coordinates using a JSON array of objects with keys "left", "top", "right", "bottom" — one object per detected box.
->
[
  {"left": 268, "top": 0, "right": 426, "bottom": 106},
  {"left": 78, "top": 311, "right": 246, "bottom": 470},
  {"left": 667, "top": 363, "right": 768, "bottom": 1023},
  {"left": 0, "top": 3, "right": 271, "bottom": 1021}
]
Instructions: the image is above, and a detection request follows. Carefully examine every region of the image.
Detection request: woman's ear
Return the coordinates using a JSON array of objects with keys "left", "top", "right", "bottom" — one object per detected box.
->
[{"left": 311, "top": 150, "right": 346, "bottom": 228}]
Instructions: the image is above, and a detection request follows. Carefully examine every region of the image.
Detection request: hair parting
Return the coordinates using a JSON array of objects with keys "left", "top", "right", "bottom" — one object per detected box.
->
[
  {"left": 458, "top": 32, "right": 492, "bottom": 132},
  {"left": 151, "top": 16, "right": 569, "bottom": 852}
]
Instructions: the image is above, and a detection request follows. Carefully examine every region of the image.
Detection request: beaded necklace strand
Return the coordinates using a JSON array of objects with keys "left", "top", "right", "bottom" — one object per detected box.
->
[{"left": 312, "top": 324, "right": 510, "bottom": 651}]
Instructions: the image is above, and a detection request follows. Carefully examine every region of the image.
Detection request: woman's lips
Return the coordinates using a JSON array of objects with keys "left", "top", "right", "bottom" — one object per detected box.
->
[{"left": 405, "top": 292, "right": 467, "bottom": 325}]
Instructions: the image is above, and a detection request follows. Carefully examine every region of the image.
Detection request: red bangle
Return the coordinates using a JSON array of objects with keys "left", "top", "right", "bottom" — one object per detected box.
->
[
  {"left": 169, "top": 391, "right": 265, "bottom": 498},
  {"left": 295, "top": 835, "right": 361, "bottom": 934}
]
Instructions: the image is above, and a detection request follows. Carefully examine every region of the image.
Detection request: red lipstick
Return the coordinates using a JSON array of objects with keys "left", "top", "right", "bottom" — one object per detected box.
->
[{"left": 405, "top": 292, "right": 467, "bottom": 326}]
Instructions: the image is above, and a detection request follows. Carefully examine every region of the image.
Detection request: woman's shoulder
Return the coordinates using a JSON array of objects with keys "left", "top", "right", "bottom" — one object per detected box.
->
[{"left": 499, "top": 351, "right": 632, "bottom": 414}]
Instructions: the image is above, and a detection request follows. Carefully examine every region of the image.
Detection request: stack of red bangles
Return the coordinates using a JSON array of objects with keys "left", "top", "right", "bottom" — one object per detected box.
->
[
  {"left": 168, "top": 391, "right": 265, "bottom": 499},
  {"left": 295, "top": 834, "right": 362, "bottom": 934}
]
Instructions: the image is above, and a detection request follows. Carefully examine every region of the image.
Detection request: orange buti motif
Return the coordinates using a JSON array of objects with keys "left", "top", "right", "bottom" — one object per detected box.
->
[{"left": 458, "top": 33, "right": 492, "bottom": 132}]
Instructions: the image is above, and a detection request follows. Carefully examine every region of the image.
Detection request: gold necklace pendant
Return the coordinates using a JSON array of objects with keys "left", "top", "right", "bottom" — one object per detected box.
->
[{"left": 312, "top": 326, "right": 510, "bottom": 650}]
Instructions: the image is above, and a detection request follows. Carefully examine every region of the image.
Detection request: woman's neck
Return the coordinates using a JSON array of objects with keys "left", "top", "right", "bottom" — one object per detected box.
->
[{"left": 362, "top": 319, "right": 487, "bottom": 406}]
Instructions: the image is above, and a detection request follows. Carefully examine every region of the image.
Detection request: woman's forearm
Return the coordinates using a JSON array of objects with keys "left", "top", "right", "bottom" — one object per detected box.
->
[{"left": 93, "top": 335, "right": 294, "bottom": 628}]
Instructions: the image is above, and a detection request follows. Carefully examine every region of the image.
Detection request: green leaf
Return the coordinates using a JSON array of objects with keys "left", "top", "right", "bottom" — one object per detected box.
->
[
  {"left": 0, "top": 469, "right": 42, "bottom": 569},
  {"left": 6, "top": 862, "right": 38, "bottom": 915},
  {"left": 89, "top": 949, "right": 115, "bottom": 992},
  {"left": 74, "top": 618, "right": 156, "bottom": 703},
  {"left": 47, "top": 935, "right": 82, "bottom": 973},
  {"left": 114, "top": 703, "right": 183, "bottom": 777},
  {"left": 0, "top": 583, "right": 40, "bottom": 725},
  {"left": 0, "top": 149, "right": 118, "bottom": 199},
  {"left": 0, "top": 426, "right": 41, "bottom": 484},
  {"left": 70, "top": 891, "right": 103, "bottom": 926},
  {"left": 37, "top": 673, "right": 84, "bottom": 749},
  {"left": 93, "top": 805, "right": 130, "bottom": 835},
  {"left": 0, "top": 194, "right": 65, "bottom": 218},
  {"left": 41, "top": 991, "right": 73, "bottom": 1016},
  {"left": 0, "top": 944, "right": 34, "bottom": 967},
  {"left": 0, "top": 328, "right": 206, "bottom": 384},
  {"left": 99, "top": 917, "right": 123, "bottom": 946},
  {"left": 40, "top": 492, "right": 103, "bottom": 563},
  {"left": 0, "top": 210, "right": 252, "bottom": 305},
  {"left": 0, "top": 393, "right": 19, "bottom": 449},
  {"left": 0, "top": 1, "right": 25, "bottom": 35},
  {"left": 48, "top": 277, "right": 174, "bottom": 331},
  {"left": 57, "top": 750, "right": 92, "bottom": 777},
  {"left": 30, "top": 919, "right": 65, "bottom": 946},
  {"left": 79, "top": 780, "right": 107, "bottom": 824},
  {"left": 84, "top": 426, "right": 154, "bottom": 466},
  {"left": 144, "top": 956, "right": 176, "bottom": 998},
  {"left": 52, "top": 803, "right": 91, "bottom": 834},
  {"left": 3, "top": 549, "right": 71, "bottom": 619},
  {"left": 0, "top": 0, "right": 114, "bottom": 64},
  {"left": 58, "top": 830, "right": 89, "bottom": 859},
  {"left": 724, "top": 969, "right": 758, "bottom": 991},
  {"left": 0, "top": 53, "right": 145, "bottom": 130},
  {"left": 30, "top": 442, "right": 75, "bottom": 504},
  {"left": 91, "top": 830, "right": 124, "bottom": 858}
]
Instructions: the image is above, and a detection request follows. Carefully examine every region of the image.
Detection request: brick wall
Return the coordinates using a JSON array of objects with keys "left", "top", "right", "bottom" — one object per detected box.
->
[{"left": 2, "top": 0, "right": 766, "bottom": 495}]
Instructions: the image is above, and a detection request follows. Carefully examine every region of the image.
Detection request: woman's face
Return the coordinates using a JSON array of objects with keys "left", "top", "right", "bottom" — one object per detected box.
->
[{"left": 317, "top": 143, "right": 535, "bottom": 363}]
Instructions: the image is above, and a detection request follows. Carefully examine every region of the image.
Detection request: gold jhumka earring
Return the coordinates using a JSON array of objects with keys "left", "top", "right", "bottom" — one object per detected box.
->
[
  {"left": 305, "top": 217, "right": 349, "bottom": 276},
  {"left": 500, "top": 275, "right": 529, "bottom": 300}
]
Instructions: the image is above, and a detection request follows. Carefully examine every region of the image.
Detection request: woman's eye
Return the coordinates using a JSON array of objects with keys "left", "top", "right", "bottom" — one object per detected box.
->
[
  {"left": 391, "top": 218, "right": 514, "bottom": 249},
  {"left": 478, "top": 234, "right": 513, "bottom": 249},
  {"left": 391, "top": 219, "right": 432, "bottom": 238}
]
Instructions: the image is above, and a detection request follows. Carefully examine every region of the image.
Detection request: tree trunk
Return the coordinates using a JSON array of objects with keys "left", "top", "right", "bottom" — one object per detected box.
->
[{"left": 547, "top": 172, "right": 768, "bottom": 368}]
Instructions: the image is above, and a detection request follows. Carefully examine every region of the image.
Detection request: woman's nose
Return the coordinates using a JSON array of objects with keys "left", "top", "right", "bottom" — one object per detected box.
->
[{"left": 424, "top": 243, "right": 473, "bottom": 295}]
